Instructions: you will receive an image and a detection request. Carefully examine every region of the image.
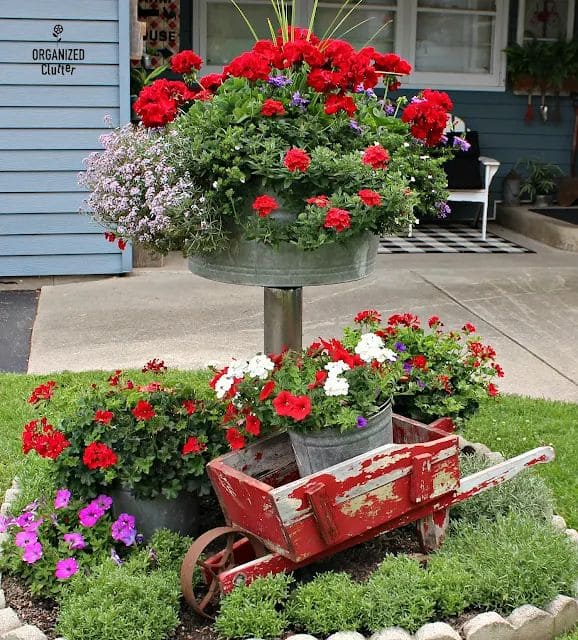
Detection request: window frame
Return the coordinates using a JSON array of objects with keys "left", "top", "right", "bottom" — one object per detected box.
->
[
  {"left": 193, "top": 0, "right": 509, "bottom": 91},
  {"left": 516, "top": 0, "right": 575, "bottom": 44}
]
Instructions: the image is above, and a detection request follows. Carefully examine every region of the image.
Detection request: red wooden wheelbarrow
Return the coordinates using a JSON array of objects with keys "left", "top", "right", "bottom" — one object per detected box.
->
[{"left": 180, "top": 414, "right": 554, "bottom": 617}]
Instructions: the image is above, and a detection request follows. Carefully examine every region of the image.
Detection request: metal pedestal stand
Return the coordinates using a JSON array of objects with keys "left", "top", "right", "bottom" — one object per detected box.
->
[{"left": 263, "top": 287, "right": 303, "bottom": 354}]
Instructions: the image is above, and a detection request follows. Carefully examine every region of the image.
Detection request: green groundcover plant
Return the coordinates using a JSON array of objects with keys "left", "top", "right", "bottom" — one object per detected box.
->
[{"left": 20, "top": 361, "right": 227, "bottom": 499}]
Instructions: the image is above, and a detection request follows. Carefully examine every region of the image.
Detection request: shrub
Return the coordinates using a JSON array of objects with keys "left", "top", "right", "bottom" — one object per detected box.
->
[
  {"left": 362, "top": 555, "right": 435, "bottom": 633},
  {"left": 430, "top": 513, "right": 578, "bottom": 613},
  {"left": 215, "top": 573, "right": 293, "bottom": 639},
  {"left": 452, "top": 453, "right": 554, "bottom": 524},
  {"left": 147, "top": 528, "right": 193, "bottom": 575},
  {"left": 56, "top": 562, "right": 180, "bottom": 640},
  {"left": 287, "top": 572, "right": 364, "bottom": 635}
]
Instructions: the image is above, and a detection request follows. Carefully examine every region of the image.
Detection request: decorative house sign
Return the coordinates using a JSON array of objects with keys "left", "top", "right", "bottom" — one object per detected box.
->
[
  {"left": 31, "top": 24, "right": 86, "bottom": 77},
  {"left": 517, "top": 0, "right": 576, "bottom": 42},
  {"left": 137, "top": 0, "right": 180, "bottom": 67}
]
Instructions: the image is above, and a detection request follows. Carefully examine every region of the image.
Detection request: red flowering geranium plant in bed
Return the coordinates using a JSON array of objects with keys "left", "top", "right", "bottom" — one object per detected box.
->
[
  {"left": 22, "top": 362, "right": 226, "bottom": 500},
  {"left": 94, "top": 0, "right": 463, "bottom": 256}
]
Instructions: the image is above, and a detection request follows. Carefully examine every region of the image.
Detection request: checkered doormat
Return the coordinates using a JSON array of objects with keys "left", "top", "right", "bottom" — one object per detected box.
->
[{"left": 379, "top": 224, "right": 534, "bottom": 254}]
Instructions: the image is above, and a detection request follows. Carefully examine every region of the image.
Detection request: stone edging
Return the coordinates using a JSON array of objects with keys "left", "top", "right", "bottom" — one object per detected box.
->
[{"left": 1, "top": 439, "right": 578, "bottom": 640}]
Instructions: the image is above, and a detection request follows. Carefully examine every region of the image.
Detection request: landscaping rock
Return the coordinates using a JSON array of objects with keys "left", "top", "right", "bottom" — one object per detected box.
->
[
  {"left": 484, "top": 452, "right": 505, "bottom": 464},
  {"left": 287, "top": 635, "right": 318, "bottom": 640},
  {"left": 0, "top": 609, "right": 21, "bottom": 635},
  {"left": 1, "top": 625, "right": 47, "bottom": 640},
  {"left": 326, "top": 633, "right": 365, "bottom": 640},
  {"left": 414, "top": 622, "right": 461, "bottom": 640},
  {"left": 470, "top": 443, "right": 492, "bottom": 456},
  {"left": 551, "top": 515, "right": 567, "bottom": 530},
  {"left": 545, "top": 595, "right": 578, "bottom": 636},
  {"left": 565, "top": 529, "right": 578, "bottom": 545},
  {"left": 462, "top": 612, "right": 516, "bottom": 640},
  {"left": 368, "top": 630, "right": 412, "bottom": 640},
  {"left": 507, "top": 604, "right": 554, "bottom": 640}
]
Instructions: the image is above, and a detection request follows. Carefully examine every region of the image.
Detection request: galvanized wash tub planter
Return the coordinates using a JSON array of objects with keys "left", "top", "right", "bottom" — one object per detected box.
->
[
  {"left": 188, "top": 230, "right": 379, "bottom": 287},
  {"left": 288, "top": 400, "right": 393, "bottom": 476},
  {"left": 111, "top": 488, "right": 200, "bottom": 540}
]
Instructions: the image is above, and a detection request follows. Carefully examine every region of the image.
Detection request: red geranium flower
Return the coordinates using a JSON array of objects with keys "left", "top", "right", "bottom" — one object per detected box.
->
[
  {"left": 226, "top": 428, "right": 246, "bottom": 450},
  {"left": 324, "top": 94, "right": 357, "bottom": 116},
  {"left": 288, "top": 395, "right": 312, "bottom": 421},
  {"left": 354, "top": 309, "right": 382, "bottom": 324},
  {"left": 94, "top": 410, "right": 114, "bottom": 425},
  {"left": 362, "top": 145, "right": 390, "bottom": 169},
  {"left": 117, "top": 238, "right": 127, "bottom": 250},
  {"left": 487, "top": 383, "right": 499, "bottom": 397},
  {"left": 373, "top": 52, "right": 412, "bottom": 75},
  {"left": 245, "top": 414, "right": 261, "bottom": 436},
  {"left": 182, "top": 400, "right": 197, "bottom": 415},
  {"left": 108, "top": 370, "right": 122, "bottom": 386},
  {"left": 22, "top": 418, "right": 70, "bottom": 459},
  {"left": 358, "top": 189, "right": 382, "bottom": 206},
  {"left": 182, "top": 436, "right": 206, "bottom": 455},
  {"left": 306, "top": 195, "right": 330, "bottom": 207},
  {"left": 224, "top": 51, "right": 271, "bottom": 82},
  {"left": 259, "top": 380, "right": 276, "bottom": 401},
  {"left": 28, "top": 381, "right": 57, "bottom": 404},
  {"left": 252, "top": 195, "right": 279, "bottom": 218},
  {"left": 273, "top": 390, "right": 295, "bottom": 417},
  {"left": 463, "top": 322, "right": 477, "bottom": 334},
  {"left": 284, "top": 148, "right": 311, "bottom": 172},
  {"left": 261, "top": 99, "right": 286, "bottom": 116},
  {"left": 411, "top": 355, "right": 428, "bottom": 370},
  {"left": 493, "top": 363, "right": 505, "bottom": 378},
  {"left": 428, "top": 315, "right": 441, "bottom": 328},
  {"left": 142, "top": 358, "right": 167, "bottom": 373},
  {"left": 131, "top": 400, "right": 156, "bottom": 421},
  {"left": 171, "top": 50, "right": 203, "bottom": 74},
  {"left": 83, "top": 442, "right": 118, "bottom": 470},
  {"left": 324, "top": 208, "right": 351, "bottom": 232}
]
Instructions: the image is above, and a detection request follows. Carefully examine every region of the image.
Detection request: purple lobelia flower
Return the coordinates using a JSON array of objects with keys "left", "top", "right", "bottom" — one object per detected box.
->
[
  {"left": 349, "top": 119, "right": 363, "bottom": 134},
  {"left": 63, "top": 532, "right": 87, "bottom": 550},
  {"left": 268, "top": 75, "right": 292, "bottom": 87},
  {"left": 385, "top": 104, "right": 396, "bottom": 116},
  {"left": 54, "top": 488, "right": 71, "bottom": 510},
  {"left": 435, "top": 201, "right": 452, "bottom": 219},
  {"left": 55, "top": 557, "right": 79, "bottom": 580},
  {"left": 290, "top": 91, "right": 309, "bottom": 110},
  {"left": 453, "top": 136, "right": 471, "bottom": 152},
  {"left": 110, "top": 548, "right": 123, "bottom": 566},
  {"left": 356, "top": 416, "right": 368, "bottom": 429},
  {"left": 403, "top": 361, "right": 413, "bottom": 374},
  {"left": 111, "top": 513, "right": 137, "bottom": 546},
  {"left": 394, "top": 341, "right": 407, "bottom": 352},
  {"left": 416, "top": 379, "right": 426, "bottom": 390},
  {"left": 22, "top": 541, "right": 43, "bottom": 564},
  {"left": 78, "top": 503, "right": 105, "bottom": 528}
]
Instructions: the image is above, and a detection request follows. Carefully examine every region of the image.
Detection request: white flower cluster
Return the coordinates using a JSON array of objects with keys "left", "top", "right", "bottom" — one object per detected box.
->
[
  {"left": 323, "top": 359, "right": 350, "bottom": 397},
  {"left": 214, "top": 355, "right": 275, "bottom": 399},
  {"left": 355, "top": 333, "right": 398, "bottom": 364}
]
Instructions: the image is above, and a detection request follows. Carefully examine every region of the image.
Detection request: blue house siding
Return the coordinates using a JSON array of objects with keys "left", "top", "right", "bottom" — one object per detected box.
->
[{"left": 0, "top": 0, "right": 132, "bottom": 276}]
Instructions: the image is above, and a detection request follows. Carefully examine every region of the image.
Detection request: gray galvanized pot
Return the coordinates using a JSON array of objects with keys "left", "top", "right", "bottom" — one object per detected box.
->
[
  {"left": 288, "top": 400, "right": 393, "bottom": 477},
  {"left": 188, "top": 222, "right": 379, "bottom": 287},
  {"left": 111, "top": 489, "right": 200, "bottom": 541}
]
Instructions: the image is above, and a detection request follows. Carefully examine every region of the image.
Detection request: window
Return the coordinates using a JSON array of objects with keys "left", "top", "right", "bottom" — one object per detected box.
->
[
  {"left": 516, "top": 0, "right": 575, "bottom": 43},
  {"left": 193, "top": 0, "right": 509, "bottom": 90}
]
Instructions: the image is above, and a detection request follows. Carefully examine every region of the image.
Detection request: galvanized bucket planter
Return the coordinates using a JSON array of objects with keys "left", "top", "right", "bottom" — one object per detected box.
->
[
  {"left": 112, "top": 488, "right": 200, "bottom": 541},
  {"left": 188, "top": 226, "right": 379, "bottom": 287},
  {"left": 288, "top": 400, "right": 393, "bottom": 477}
]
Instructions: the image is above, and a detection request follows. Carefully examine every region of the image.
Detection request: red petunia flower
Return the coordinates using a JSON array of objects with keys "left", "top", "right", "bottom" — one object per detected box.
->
[
  {"left": 104, "top": 231, "right": 116, "bottom": 243},
  {"left": 245, "top": 414, "right": 261, "bottom": 436},
  {"left": 252, "top": 195, "right": 279, "bottom": 218},
  {"left": 487, "top": 383, "right": 499, "bottom": 397},
  {"left": 428, "top": 315, "right": 441, "bottom": 328},
  {"left": 94, "top": 410, "right": 114, "bottom": 425},
  {"left": 131, "top": 400, "right": 156, "bottom": 421},
  {"left": 182, "top": 400, "right": 197, "bottom": 415},
  {"left": 28, "top": 381, "right": 57, "bottom": 404},
  {"left": 273, "top": 390, "right": 295, "bottom": 417},
  {"left": 261, "top": 99, "right": 286, "bottom": 117},
  {"left": 222, "top": 402, "right": 239, "bottom": 425},
  {"left": 259, "top": 380, "right": 276, "bottom": 402},
  {"left": 284, "top": 148, "right": 311, "bottom": 172},
  {"left": 306, "top": 195, "right": 330, "bottom": 208},
  {"left": 354, "top": 309, "right": 382, "bottom": 324},
  {"left": 411, "top": 355, "right": 428, "bottom": 370},
  {"left": 117, "top": 238, "right": 127, "bottom": 251},
  {"left": 209, "top": 366, "right": 229, "bottom": 390},
  {"left": 358, "top": 189, "right": 382, "bottom": 206},
  {"left": 171, "top": 50, "right": 203, "bottom": 74},
  {"left": 82, "top": 442, "right": 118, "bottom": 470},
  {"left": 324, "top": 208, "right": 351, "bottom": 232},
  {"left": 182, "top": 436, "right": 206, "bottom": 455},
  {"left": 307, "top": 370, "right": 328, "bottom": 390},
  {"left": 362, "top": 145, "right": 390, "bottom": 169},
  {"left": 226, "top": 428, "right": 246, "bottom": 450},
  {"left": 288, "top": 395, "right": 312, "bottom": 421}
]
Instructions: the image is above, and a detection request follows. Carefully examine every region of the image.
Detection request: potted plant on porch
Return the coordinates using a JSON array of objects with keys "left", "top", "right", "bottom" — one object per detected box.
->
[
  {"left": 208, "top": 326, "right": 402, "bottom": 476},
  {"left": 517, "top": 159, "right": 564, "bottom": 207}
]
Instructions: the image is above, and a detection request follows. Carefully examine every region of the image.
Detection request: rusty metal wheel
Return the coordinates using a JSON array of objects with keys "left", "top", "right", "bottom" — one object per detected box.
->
[{"left": 180, "top": 526, "right": 266, "bottom": 618}]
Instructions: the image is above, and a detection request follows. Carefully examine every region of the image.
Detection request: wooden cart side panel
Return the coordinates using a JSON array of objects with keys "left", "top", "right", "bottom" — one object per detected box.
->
[
  {"left": 393, "top": 415, "right": 455, "bottom": 444},
  {"left": 207, "top": 461, "right": 291, "bottom": 555},
  {"left": 271, "top": 437, "right": 460, "bottom": 561}
]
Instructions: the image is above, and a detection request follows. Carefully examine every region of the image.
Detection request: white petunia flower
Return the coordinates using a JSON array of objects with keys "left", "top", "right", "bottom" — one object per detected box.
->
[
  {"left": 227, "top": 358, "right": 248, "bottom": 379},
  {"left": 325, "top": 360, "right": 350, "bottom": 376},
  {"left": 323, "top": 375, "right": 350, "bottom": 397},
  {"left": 355, "top": 333, "right": 398, "bottom": 364},
  {"left": 247, "top": 354, "right": 275, "bottom": 379},
  {"left": 215, "top": 375, "right": 235, "bottom": 399}
]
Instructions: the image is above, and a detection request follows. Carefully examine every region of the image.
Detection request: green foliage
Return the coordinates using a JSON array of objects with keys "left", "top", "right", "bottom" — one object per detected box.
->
[
  {"left": 287, "top": 572, "right": 364, "bottom": 634},
  {"left": 214, "top": 573, "right": 293, "bottom": 639},
  {"left": 504, "top": 38, "right": 578, "bottom": 88},
  {"left": 431, "top": 514, "right": 578, "bottom": 613},
  {"left": 516, "top": 159, "right": 564, "bottom": 200},
  {"left": 147, "top": 528, "right": 193, "bottom": 575},
  {"left": 24, "top": 367, "right": 226, "bottom": 500},
  {"left": 56, "top": 561, "right": 180, "bottom": 640},
  {"left": 362, "top": 556, "right": 435, "bottom": 633},
  {"left": 452, "top": 452, "right": 554, "bottom": 524}
]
